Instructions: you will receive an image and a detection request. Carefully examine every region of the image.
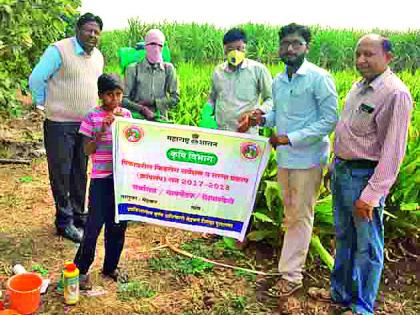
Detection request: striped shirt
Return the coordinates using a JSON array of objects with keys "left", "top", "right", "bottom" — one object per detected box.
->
[
  {"left": 80, "top": 106, "right": 132, "bottom": 178},
  {"left": 334, "top": 68, "right": 413, "bottom": 207}
]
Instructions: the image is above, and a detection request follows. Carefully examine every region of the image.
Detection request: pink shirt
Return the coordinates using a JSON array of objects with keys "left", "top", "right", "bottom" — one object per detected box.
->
[
  {"left": 80, "top": 106, "right": 132, "bottom": 178},
  {"left": 334, "top": 68, "right": 413, "bottom": 207}
]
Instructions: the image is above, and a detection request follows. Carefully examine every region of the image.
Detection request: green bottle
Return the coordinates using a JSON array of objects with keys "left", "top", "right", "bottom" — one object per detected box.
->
[{"left": 198, "top": 103, "right": 218, "bottom": 129}]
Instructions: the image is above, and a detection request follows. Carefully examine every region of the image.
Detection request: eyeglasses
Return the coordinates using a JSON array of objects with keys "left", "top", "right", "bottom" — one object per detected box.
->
[
  {"left": 280, "top": 40, "right": 306, "bottom": 50},
  {"left": 145, "top": 43, "right": 163, "bottom": 47}
]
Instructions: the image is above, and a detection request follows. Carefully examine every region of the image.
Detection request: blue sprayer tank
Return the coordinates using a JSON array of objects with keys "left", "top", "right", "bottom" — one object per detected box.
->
[{"left": 118, "top": 41, "right": 171, "bottom": 74}]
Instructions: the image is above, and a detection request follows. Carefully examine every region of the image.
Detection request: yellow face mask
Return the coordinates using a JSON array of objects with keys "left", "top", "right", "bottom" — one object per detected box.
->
[{"left": 227, "top": 50, "right": 245, "bottom": 67}]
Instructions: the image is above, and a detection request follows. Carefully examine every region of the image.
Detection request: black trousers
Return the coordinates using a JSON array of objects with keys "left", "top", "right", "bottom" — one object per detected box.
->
[
  {"left": 75, "top": 176, "right": 127, "bottom": 275},
  {"left": 44, "top": 120, "right": 88, "bottom": 229}
]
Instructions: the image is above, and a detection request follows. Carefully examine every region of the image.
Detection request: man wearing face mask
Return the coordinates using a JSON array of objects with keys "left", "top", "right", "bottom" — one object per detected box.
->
[
  {"left": 240, "top": 23, "right": 338, "bottom": 297},
  {"left": 29, "top": 13, "right": 104, "bottom": 243},
  {"left": 123, "top": 29, "right": 179, "bottom": 121},
  {"left": 208, "top": 28, "right": 273, "bottom": 134}
]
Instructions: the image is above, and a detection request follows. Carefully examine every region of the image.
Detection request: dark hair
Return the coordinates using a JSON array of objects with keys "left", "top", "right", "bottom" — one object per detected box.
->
[
  {"left": 382, "top": 37, "right": 392, "bottom": 52},
  {"left": 98, "top": 73, "right": 123, "bottom": 94},
  {"left": 77, "top": 12, "right": 103, "bottom": 30},
  {"left": 278, "top": 23, "right": 311, "bottom": 44},
  {"left": 223, "top": 28, "right": 247, "bottom": 45}
]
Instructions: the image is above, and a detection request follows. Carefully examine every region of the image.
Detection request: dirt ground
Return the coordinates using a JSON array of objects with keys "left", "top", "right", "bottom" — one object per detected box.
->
[{"left": 0, "top": 113, "right": 418, "bottom": 314}]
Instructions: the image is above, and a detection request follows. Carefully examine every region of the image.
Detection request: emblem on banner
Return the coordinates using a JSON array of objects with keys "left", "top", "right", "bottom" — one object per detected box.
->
[
  {"left": 240, "top": 142, "right": 261, "bottom": 160},
  {"left": 124, "top": 126, "right": 144, "bottom": 143}
]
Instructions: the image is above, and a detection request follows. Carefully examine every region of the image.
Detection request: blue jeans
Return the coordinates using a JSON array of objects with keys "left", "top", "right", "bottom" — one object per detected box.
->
[{"left": 331, "top": 159, "right": 384, "bottom": 315}]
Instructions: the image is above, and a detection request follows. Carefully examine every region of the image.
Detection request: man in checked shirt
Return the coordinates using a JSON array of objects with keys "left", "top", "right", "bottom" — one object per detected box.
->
[{"left": 330, "top": 34, "right": 413, "bottom": 315}]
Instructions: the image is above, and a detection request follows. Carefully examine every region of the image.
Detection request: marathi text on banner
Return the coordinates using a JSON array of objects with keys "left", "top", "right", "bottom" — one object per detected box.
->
[{"left": 113, "top": 118, "right": 270, "bottom": 241}]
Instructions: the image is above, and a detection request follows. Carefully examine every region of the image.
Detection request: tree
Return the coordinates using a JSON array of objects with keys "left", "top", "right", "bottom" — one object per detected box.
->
[{"left": 0, "top": 0, "right": 81, "bottom": 115}]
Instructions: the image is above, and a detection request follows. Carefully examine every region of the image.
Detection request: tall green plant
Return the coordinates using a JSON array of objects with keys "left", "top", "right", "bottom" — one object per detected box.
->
[
  {"left": 101, "top": 22, "right": 420, "bottom": 72},
  {"left": 101, "top": 61, "right": 419, "bottom": 266}
]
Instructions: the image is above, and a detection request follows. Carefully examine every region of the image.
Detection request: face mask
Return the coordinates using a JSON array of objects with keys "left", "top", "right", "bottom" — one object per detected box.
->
[
  {"left": 145, "top": 44, "right": 163, "bottom": 64},
  {"left": 227, "top": 50, "right": 245, "bottom": 67}
]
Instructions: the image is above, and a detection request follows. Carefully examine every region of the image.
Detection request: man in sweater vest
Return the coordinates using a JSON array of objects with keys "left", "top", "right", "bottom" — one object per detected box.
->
[{"left": 29, "top": 13, "right": 104, "bottom": 243}]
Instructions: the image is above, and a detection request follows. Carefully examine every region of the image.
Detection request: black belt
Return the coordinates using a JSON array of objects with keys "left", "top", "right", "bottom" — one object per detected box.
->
[{"left": 335, "top": 157, "right": 378, "bottom": 169}]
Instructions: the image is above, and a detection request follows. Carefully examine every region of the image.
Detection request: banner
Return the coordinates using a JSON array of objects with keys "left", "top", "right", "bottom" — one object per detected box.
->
[{"left": 113, "top": 118, "right": 270, "bottom": 241}]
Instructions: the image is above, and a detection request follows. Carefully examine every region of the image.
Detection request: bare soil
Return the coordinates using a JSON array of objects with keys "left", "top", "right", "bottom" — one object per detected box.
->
[{"left": 0, "top": 114, "right": 418, "bottom": 314}]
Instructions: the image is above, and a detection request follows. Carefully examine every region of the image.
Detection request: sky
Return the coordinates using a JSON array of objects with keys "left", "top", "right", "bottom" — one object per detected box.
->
[{"left": 80, "top": 0, "right": 419, "bottom": 31}]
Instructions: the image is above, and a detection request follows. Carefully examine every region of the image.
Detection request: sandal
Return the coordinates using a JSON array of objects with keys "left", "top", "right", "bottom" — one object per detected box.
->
[
  {"left": 307, "top": 287, "right": 331, "bottom": 302},
  {"left": 267, "top": 278, "right": 303, "bottom": 297}
]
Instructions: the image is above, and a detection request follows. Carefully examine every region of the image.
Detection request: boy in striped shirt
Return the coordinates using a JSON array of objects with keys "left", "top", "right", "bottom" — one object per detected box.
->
[{"left": 75, "top": 73, "right": 131, "bottom": 289}]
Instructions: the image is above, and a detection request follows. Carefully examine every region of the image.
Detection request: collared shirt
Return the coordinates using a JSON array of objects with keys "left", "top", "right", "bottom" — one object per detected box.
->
[
  {"left": 29, "top": 37, "right": 86, "bottom": 107},
  {"left": 334, "top": 67, "right": 413, "bottom": 206},
  {"left": 264, "top": 59, "right": 338, "bottom": 169},
  {"left": 79, "top": 106, "right": 132, "bottom": 178},
  {"left": 123, "top": 60, "right": 179, "bottom": 117},
  {"left": 208, "top": 58, "right": 273, "bottom": 133}
]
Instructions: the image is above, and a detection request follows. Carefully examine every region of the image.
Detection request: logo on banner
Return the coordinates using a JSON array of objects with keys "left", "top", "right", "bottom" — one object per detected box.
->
[
  {"left": 240, "top": 142, "right": 261, "bottom": 160},
  {"left": 124, "top": 126, "right": 144, "bottom": 143}
]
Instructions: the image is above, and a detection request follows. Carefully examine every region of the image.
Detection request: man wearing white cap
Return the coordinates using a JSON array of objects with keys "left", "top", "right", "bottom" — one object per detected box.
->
[{"left": 123, "top": 29, "right": 179, "bottom": 120}]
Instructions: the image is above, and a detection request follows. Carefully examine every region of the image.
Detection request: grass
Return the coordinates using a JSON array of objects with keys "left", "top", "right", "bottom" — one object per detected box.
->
[
  {"left": 117, "top": 280, "right": 156, "bottom": 301},
  {"left": 148, "top": 249, "right": 214, "bottom": 276}
]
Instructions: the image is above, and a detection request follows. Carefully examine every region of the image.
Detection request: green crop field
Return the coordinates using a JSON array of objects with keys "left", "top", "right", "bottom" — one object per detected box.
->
[{"left": 99, "top": 21, "right": 419, "bottom": 257}]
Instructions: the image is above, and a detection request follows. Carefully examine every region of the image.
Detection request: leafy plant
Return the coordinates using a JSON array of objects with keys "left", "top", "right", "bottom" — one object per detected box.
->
[
  {"left": 247, "top": 178, "right": 283, "bottom": 244},
  {"left": 0, "top": 0, "right": 80, "bottom": 116},
  {"left": 117, "top": 280, "right": 156, "bottom": 301},
  {"left": 19, "top": 176, "right": 33, "bottom": 183},
  {"left": 234, "top": 269, "right": 257, "bottom": 282},
  {"left": 180, "top": 238, "right": 245, "bottom": 261},
  {"left": 31, "top": 263, "right": 49, "bottom": 276},
  {"left": 148, "top": 250, "right": 213, "bottom": 275}
]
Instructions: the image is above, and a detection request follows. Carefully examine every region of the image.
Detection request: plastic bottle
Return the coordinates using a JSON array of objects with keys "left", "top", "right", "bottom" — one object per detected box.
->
[
  {"left": 63, "top": 261, "right": 79, "bottom": 305},
  {"left": 198, "top": 103, "right": 218, "bottom": 129}
]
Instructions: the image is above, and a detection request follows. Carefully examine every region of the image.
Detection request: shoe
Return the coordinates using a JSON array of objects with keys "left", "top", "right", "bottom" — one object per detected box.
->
[
  {"left": 79, "top": 274, "right": 92, "bottom": 290},
  {"left": 74, "top": 213, "right": 88, "bottom": 229},
  {"left": 308, "top": 287, "right": 331, "bottom": 302},
  {"left": 102, "top": 268, "right": 129, "bottom": 283},
  {"left": 57, "top": 224, "right": 83, "bottom": 243},
  {"left": 267, "top": 278, "right": 303, "bottom": 297}
]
